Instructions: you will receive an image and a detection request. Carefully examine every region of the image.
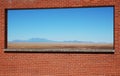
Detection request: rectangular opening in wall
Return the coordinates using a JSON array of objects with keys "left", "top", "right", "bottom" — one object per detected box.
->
[{"left": 5, "top": 6, "right": 114, "bottom": 53}]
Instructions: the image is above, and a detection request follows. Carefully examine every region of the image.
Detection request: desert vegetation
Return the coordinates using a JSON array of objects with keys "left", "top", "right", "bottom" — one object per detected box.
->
[{"left": 8, "top": 42, "right": 113, "bottom": 50}]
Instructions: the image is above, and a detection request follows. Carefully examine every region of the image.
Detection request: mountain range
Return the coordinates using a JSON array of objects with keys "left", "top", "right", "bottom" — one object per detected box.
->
[
  {"left": 10, "top": 38, "right": 94, "bottom": 43},
  {"left": 9, "top": 38, "right": 111, "bottom": 43},
  {"left": 10, "top": 38, "right": 53, "bottom": 42}
]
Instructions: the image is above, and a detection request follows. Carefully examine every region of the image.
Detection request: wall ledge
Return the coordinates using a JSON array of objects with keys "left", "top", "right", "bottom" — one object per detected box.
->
[{"left": 4, "top": 49, "right": 114, "bottom": 53}]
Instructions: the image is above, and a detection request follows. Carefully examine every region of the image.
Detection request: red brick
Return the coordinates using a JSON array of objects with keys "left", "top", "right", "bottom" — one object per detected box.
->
[{"left": 0, "top": 0, "right": 120, "bottom": 76}]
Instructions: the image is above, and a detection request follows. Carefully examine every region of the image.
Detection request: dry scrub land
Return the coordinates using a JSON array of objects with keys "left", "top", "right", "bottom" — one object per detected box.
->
[{"left": 8, "top": 42, "right": 113, "bottom": 50}]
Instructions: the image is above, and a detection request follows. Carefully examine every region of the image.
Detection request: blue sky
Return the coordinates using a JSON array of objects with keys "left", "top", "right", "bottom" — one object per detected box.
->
[{"left": 8, "top": 7, "right": 113, "bottom": 43}]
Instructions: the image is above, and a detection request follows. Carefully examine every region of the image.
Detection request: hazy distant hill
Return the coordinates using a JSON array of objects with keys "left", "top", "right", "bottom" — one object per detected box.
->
[
  {"left": 10, "top": 38, "right": 95, "bottom": 43},
  {"left": 11, "top": 38, "right": 53, "bottom": 42},
  {"left": 63, "top": 40, "right": 94, "bottom": 43}
]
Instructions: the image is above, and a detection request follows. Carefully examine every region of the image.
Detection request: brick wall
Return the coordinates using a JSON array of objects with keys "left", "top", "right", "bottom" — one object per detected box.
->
[{"left": 0, "top": 0, "right": 120, "bottom": 76}]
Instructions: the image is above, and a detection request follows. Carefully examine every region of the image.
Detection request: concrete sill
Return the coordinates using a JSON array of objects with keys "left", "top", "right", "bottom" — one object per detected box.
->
[{"left": 4, "top": 49, "right": 114, "bottom": 54}]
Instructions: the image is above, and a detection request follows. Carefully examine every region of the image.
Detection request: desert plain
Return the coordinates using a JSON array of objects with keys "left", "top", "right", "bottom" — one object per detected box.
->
[{"left": 8, "top": 42, "right": 113, "bottom": 50}]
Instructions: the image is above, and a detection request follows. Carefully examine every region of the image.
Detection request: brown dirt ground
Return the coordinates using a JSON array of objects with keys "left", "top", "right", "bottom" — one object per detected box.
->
[{"left": 8, "top": 42, "right": 113, "bottom": 50}]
